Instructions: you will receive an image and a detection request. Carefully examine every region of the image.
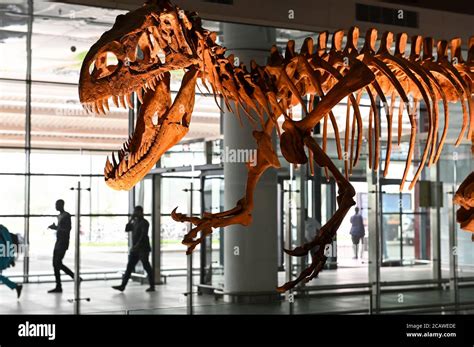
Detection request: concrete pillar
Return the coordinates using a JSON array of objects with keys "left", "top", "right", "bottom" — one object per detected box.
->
[
  {"left": 222, "top": 23, "right": 278, "bottom": 302},
  {"left": 367, "top": 163, "right": 381, "bottom": 313}
]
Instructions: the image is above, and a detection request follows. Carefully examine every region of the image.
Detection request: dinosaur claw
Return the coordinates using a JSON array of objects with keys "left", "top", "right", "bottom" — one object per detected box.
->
[
  {"left": 276, "top": 281, "right": 297, "bottom": 293},
  {"left": 283, "top": 247, "right": 308, "bottom": 257},
  {"left": 185, "top": 240, "right": 200, "bottom": 254},
  {"left": 171, "top": 207, "right": 180, "bottom": 221}
]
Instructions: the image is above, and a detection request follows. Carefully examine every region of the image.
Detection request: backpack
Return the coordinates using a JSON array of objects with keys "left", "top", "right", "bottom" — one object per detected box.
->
[{"left": 0, "top": 224, "right": 16, "bottom": 269}]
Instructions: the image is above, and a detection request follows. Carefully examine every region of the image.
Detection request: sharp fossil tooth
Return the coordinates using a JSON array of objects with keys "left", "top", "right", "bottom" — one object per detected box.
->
[
  {"left": 118, "top": 150, "right": 124, "bottom": 161},
  {"left": 149, "top": 78, "right": 156, "bottom": 91},
  {"left": 112, "top": 152, "right": 118, "bottom": 167},
  {"left": 136, "top": 88, "right": 144, "bottom": 104},
  {"left": 112, "top": 95, "right": 119, "bottom": 108},
  {"left": 119, "top": 95, "right": 126, "bottom": 109},
  {"left": 126, "top": 93, "right": 134, "bottom": 109},
  {"left": 105, "top": 156, "right": 113, "bottom": 172},
  {"left": 93, "top": 102, "right": 101, "bottom": 115},
  {"left": 97, "top": 101, "right": 106, "bottom": 115},
  {"left": 119, "top": 160, "right": 127, "bottom": 176},
  {"left": 103, "top": 98, "right": 110, "bottom": 112}
]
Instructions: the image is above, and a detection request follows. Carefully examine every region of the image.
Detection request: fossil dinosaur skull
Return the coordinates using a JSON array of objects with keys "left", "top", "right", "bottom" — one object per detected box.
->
[{"left": 79, "top": 0, "right": 201, "bottom": 190}]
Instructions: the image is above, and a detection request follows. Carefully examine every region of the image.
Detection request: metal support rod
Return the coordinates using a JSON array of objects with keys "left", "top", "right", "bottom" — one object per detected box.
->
[
  {"left": 69, "top": 182, "right": 91, "bottom": 315},
  {"left": 186, "top": 159, "right": 196, "bottom": 315},
  {"left": 152, "top": 174, "right": 163, "bottom": 285},
  {"left": 298, "top": 164, "right": 307, "bottom": 274},
  {"left": 286, "top": 164, "right": 294, "bottom": 314},
  {"left": 74, "top": 181, "right": 81, "bottom": 315},
  {"left": 433, "top": 160, "right": 442, "bottom": 285},
  {"left": 23, "top": 0, "right": 33, "bottom": 284},
  {"left": 187, "top": 179, "right": 194, "bottom": 315},
  {"left": 128, "top": 94, "right": 136, "bottom": 250},
  {"left": 449, "top": 155, "right": 459, "bottom": 312},
  {"left": 375, "top": 168, "right": 382, "bottom": 313},
  {"left": 399, "top": 190, "right": 404, "bottom": 264}
]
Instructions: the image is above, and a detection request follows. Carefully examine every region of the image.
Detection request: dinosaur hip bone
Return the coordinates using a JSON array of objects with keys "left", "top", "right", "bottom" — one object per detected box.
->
[
  {"left": 454, "top": 171, "right": 474, "bottom": 234},
  {"left": 79, "top": 0, "right": 474, "bottom": 292}
]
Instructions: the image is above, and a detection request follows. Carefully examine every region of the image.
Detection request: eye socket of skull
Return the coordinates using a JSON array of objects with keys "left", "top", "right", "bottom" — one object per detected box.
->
[
  {"left": 89, "top": 51, "right": 120, "bottom": 79},
  {"left": 87, "top": 41, "right": 124, "bottom": 81}
]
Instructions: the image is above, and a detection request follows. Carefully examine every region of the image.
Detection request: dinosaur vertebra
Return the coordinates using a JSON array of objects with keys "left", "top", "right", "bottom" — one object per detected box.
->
[{"left": 79, "top": 0, "right": 474, "bottom": 292}]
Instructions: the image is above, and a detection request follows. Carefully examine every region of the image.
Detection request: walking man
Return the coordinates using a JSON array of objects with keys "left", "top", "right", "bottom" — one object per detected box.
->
[
  {"left": 48, "top": 199, "right": 77, "bottom": 293},
  {"left": 113, "top": 206, "right": 155, "bottom": 292},
  {"left": 349, "top": 207, "right": 365, "bottom": 259}
]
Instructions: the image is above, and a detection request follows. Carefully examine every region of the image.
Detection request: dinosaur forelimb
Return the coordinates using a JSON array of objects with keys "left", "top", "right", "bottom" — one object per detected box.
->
[
  {"left": 172, "top": 127, "right": 280, "bottom": 254},
  {"left": 277, "top": 136, "right": 356, "bottom": 292}
]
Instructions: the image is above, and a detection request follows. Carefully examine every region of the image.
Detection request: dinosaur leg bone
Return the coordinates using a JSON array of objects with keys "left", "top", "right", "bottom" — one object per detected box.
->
[
  {"left": 172, "top": 128, "right": 280, "bottom": 254},
  {"left": 277, "top": 136, "right": 356, "bottom": 292}
]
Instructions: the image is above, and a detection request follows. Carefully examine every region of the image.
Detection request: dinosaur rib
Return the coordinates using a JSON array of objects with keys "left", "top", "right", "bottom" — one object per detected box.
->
[
  {"left": 384, "top": 92, "right": 396, "bottom": 177},
  {"left": 367, "top": 92, "right": 374, "bottom": 169},
  {"left": 344, "top": 97, "right": 351, "bottom": 178},
  {"left": 402, "top": 99, "right": 419, "bottom": 190},
  {"left": 397, "top": 99, "right": 404, "bottom": 146}
]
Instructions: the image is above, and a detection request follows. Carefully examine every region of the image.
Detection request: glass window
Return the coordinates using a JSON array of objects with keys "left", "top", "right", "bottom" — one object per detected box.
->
[
  {"left": 88, "top": 176, "right": 128, "bottom": 215},
  {"left": 161, "top": 176, "right": 201, "bottom": 215},
  {"left": 32, "top": 0, "right": 125, "bottom": 83},
  {"left": 30, "top": 175, "right": 78, "bottom": 215},
  {"left": 0, "top": 175, "right": 25, "bottom": 215},
  {"left": 0, "top": 80, "right": 26, "bottom": 147},
  {"left": 0, "top": 148, "right": 25, "bottom": 173},
  {"left": 80, "top": 216, "right": 129, "bottom": 271},
  {"left": 30, "top": 82, "right": 128, "bottom": 149},
  {"left": 0, "top": 0, "right": 28, "bottom": 79}
]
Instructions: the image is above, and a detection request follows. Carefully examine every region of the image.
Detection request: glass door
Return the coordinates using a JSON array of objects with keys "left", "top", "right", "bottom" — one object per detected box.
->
[
  {"left": 199, "top": 175, "right": 224, "bottom": 289},
  {"left": 380, "top": 182, "right": 429, "bottom": 266}
]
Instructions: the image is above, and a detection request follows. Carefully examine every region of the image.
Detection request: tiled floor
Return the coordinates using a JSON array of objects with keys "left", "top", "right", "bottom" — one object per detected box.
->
[{"left": 1, "top": 265, "right": 473, "bottom": 315}]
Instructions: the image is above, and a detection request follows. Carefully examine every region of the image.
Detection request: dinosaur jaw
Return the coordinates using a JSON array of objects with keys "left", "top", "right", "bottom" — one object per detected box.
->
[{"left": 96, "top": 67, "right": 198, "bottom": 191}]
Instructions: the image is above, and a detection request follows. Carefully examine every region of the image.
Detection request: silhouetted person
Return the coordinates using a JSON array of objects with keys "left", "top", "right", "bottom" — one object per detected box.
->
[
  {"left": 47, "top": 199, "right": 76, "bottom": 293},
  {"left": 0, "top": 225, "right": 22, "bottom": 299},
  {"left": 113, "top": 206, "right": 155, "bottom": 292},
  {"left": 350, "top": 207, "right": 365, "bottom": 259}
]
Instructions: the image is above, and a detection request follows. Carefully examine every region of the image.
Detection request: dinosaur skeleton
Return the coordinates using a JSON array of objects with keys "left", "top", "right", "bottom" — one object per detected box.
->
[{"left": 79, "top": 0, "right": 474, "bottom": 292}]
